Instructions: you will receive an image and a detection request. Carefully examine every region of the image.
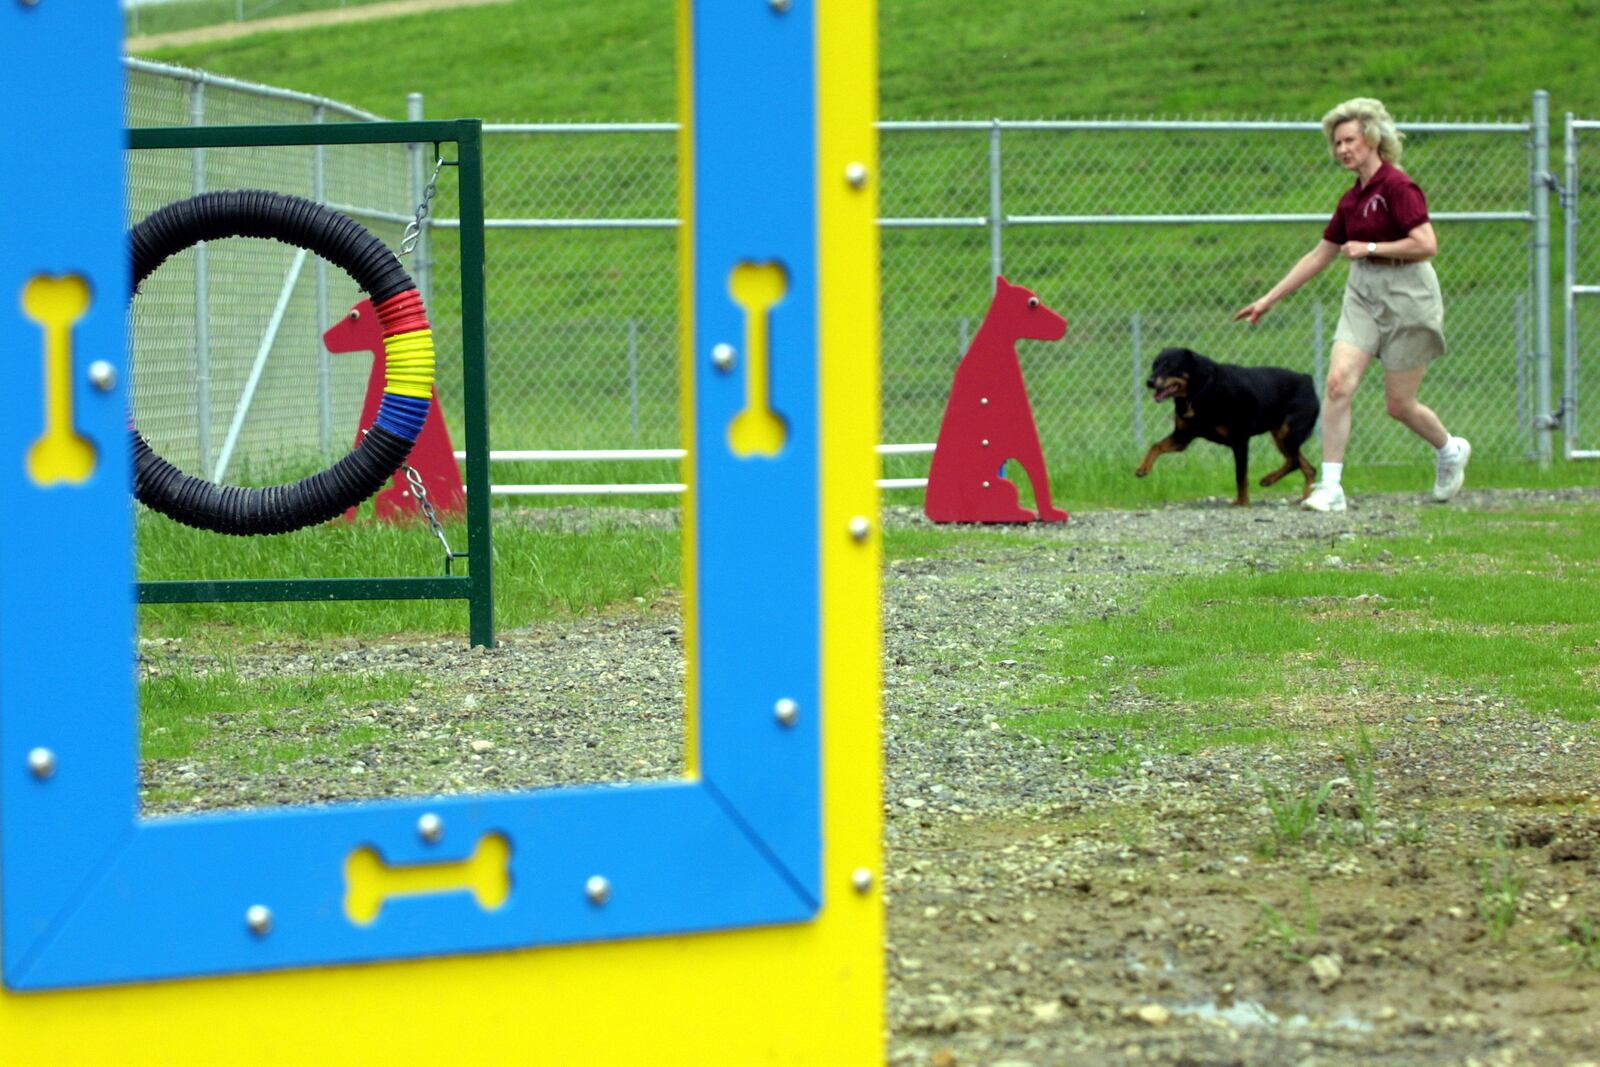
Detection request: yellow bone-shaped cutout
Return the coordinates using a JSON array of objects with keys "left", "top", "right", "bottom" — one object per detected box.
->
[
  {"left": 344, "top": 832, "right": 511, "bottom": 926},
  {"left": 21, "top": 274, "right": 97, "bottom": 486},
  {"left": 726, "top": 261, "right": 789, "bottom": 457}
]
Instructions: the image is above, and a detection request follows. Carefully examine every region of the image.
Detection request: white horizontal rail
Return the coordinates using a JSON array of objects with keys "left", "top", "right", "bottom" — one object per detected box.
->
[
  {"left": 438, "top": 211, "right": 1531, "bottom": 231},
  {"left": 486, "top": 119, "right": 1531, "bottom": 135},
  {"left": 465, "top": 444, "right": 935, "bottom": 496},
  {"left": 489, "top": 479, "right": 926, "bottom": 496},
  {"left": 484, "top": 123, "right": 679, "bottom": 134},
  {"left": 490, "top": 483, "right": 687, "bottom": 496},
  {"left": 431, "top": 218, "right": 679, "bottom": 230},
  {"left": 455, "top": 443, "right": 936, "bottom": 462},
  {"left": 1573, "top": 285, "right": 1600, "bottom": 296}
]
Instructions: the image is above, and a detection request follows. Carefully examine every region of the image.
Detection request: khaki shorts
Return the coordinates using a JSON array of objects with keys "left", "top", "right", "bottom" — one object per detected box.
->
[{"left": 1333, "top": 259, "right": 1447, "bottom": 372}]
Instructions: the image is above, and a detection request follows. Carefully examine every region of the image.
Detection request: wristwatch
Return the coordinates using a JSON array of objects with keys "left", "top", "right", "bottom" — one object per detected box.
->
[{"left": 1366, "top": 241, "right": 1378, "bottom": 256}]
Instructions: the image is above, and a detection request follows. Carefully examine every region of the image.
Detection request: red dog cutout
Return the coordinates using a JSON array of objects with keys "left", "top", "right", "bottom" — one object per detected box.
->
[
  {"left": 324, "top": 299, "right": 465, "bottom": 522},
  {"left": 924, "top": 276, "right": 1068, "bottom": 524}
]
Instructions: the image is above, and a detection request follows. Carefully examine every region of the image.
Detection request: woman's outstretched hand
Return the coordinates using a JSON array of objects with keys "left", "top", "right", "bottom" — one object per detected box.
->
[{"left": 1233, "top": 298, "right": 1271, "bottom": 325}]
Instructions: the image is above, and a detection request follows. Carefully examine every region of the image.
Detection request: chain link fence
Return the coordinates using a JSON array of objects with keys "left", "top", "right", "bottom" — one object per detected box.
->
[
  {"left": 126, "top": 59, "right": 428, "bottom": 484},
  {"left": 420, "top": 102, "right": 1560, "bottom": 491},
  {"left": 124, "top": 67, "right": 1588, "bottom": 492}
]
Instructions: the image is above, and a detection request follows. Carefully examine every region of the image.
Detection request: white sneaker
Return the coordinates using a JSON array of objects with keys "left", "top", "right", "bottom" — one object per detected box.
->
[
  {"left": 1432, "top": 436, "right": 1471, "bottom": 502},
  {"left": 1301, "top": 482, "right": 1347, "bottom": 513}
]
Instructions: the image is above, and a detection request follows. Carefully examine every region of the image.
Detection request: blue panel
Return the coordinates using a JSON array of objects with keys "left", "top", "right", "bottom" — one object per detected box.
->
[
  {"left": 1, "top": 2, "right": 826, "bottom": 992},
  {"left": 17, "top": 783, "right": 812, "bottom": 989},
  {"left": 0, "top": 4, "right": 138, "bottom": 973},
  {"left": 692, "top": 0, "right": 822, "bottom": 900}
]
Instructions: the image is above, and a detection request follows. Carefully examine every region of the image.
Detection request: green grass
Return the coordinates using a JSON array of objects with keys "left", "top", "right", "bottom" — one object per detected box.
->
[
  {"left": 1009, "top": 504, "right": 1600, "bottom": 774},
  {"left": 136, "top": 0, "right": 1600, "bottom": 120},
  {"left": 137, "top": 503, "right": 680, "bottom": 639},
  {"left": 140, "top": 660, "right": 422, "bottom": 760}
]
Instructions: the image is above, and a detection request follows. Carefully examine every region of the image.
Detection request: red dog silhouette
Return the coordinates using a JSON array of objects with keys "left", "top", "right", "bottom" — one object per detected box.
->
[
  {"left": 324, "top": 299, "right": 465, "bottom": 522},
  {"left": 924, "top": 276, "right": 1068, "bottom": 524}
]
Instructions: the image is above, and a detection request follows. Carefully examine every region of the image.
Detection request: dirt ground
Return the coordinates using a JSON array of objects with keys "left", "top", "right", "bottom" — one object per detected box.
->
[
  {"left": 878, "top": 492, "right": 1600, "bottom": 1067},
  {"left": 124, "top": 0, "right": 511, "bottom": 52},
  {"left": 140, "top": 490, "right": 1600, "bottom": 1064}
]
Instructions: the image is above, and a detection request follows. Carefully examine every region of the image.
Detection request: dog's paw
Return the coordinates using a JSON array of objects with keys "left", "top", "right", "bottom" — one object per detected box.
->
[{"left": 1134, "top": 467, "right": 1149, "bottom": 478}]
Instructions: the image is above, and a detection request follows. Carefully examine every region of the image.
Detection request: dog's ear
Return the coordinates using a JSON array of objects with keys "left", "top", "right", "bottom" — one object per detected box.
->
[{"left": 1188, "top": 353, "right": 1215, "bottom": 393}]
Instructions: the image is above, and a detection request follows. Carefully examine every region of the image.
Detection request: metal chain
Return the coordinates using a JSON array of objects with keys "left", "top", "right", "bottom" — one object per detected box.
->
[
  {"left": 400, "top": 153, "right": 446, "bottom": 257},
  {"left": 403, "top": 463, "right": 459, "bottom": 573}
]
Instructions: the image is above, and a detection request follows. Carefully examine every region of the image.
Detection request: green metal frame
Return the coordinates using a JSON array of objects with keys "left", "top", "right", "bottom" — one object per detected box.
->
[{"left": 129, "top": 120, "right": 494, "bottom": 647}]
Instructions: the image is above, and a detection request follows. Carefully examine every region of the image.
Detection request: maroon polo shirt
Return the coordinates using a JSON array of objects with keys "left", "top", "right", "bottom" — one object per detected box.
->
[{"left": 1323, "top": 161, "right": 1431, "bottom": 245}]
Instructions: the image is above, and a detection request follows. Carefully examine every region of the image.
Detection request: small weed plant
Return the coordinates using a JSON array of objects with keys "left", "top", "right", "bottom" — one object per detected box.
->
[
  {"left": 1475, "top": 836, "right": 1525, "bottom": 940},
  {"left": 1340, "top": 729, "right": 1378, "bottom": 842},
  {"left": 1259, "top": 777, "right": 1335, "bottom": 855},
  {"left": 1253, "top": 880, "right": 1320, "bottom": 962},
  {"left": 1560, "top": 916, "right": 1600, "bottom": 972}
]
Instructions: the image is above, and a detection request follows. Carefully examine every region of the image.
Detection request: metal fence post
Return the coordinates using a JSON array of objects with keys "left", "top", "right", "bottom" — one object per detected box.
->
[
  {"left": 190, "top": 79, "right": 213, "bottom": 479},
  {"left": 313, "top": 103, "right": 333, "bottom": 460},
  {"left": 988, "top": 119, "right": 1003, "bottom": 280},
  {"left": 407, "top": 93, "right": 434, "bottom": 313},
  {"left": 1533, "top": 89, "right": 1555, "bottom": 464},
  {"left": 1564, "top": 112, "right": 1580, "bottom": 456}
]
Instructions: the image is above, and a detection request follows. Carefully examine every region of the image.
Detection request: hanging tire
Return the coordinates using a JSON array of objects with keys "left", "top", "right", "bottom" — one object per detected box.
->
[{"left": 130, "top": 190, "right": 436, "bottom": 536}]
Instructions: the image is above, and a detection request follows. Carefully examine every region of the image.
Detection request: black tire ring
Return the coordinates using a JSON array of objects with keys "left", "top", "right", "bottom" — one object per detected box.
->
[{"left": 130, "top": 190, "right": 425, "bottom": 536}]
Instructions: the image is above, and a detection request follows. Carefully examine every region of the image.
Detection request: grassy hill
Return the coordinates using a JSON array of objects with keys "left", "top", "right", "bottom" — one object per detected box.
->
[{"left": 138, "top": 0, "right": 1600, "bottom": 121}]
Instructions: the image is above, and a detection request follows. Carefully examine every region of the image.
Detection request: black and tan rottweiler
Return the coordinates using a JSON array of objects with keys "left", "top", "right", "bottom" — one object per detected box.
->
[{"left": 1135, "top": 346, "right": 1320, "bottom": 506}]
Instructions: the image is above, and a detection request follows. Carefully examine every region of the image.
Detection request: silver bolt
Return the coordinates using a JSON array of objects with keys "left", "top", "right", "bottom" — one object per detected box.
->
[
  {"left": 982, "top": 480, "right": 991, "bottom": 489},
  {"left": 979, "top": 397, "right": 989, "bottom": 406},
  {"left": 711, "top": 343, "right": 736, "bottom": 371},
  {"left": 844, "top": 162, "right": 869, "bottom": 189},
  {"left": 769, "top": 0, "right": 792, "bottom": 11},
  {"left": 585, "top": 875, "right": 611, "bottom": 905},
  {"left": 245, "top": 904, "right": 273, "bottom": 936},
  {"left": 981, "top": 438, "right": 990, "bottom": 447},
  {"left": 87, "top": 360, "right": 116, "bottom": 391},
  {"left": 848, "top": 516, "right": 871, "bottom": 543},
  {"left": 851, "top": 868, "right": 874, "bottom": 894},
  {"left": 417, "top": 812, "right": 444, "bottom": 843},
  {"left": 26, "top": 747, "right": 56, "bottom": 779},
  {"left": 774, "top": 697, "right": 799, "bottom": 727}
]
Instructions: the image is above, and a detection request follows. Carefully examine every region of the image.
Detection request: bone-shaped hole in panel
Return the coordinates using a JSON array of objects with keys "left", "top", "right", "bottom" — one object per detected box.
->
[
  {"left": 343, "top": 832, "right": 511, "bottom": 926},
  {"left": 20, "top": 273, "right": 97, "bottom": 486},
  {"left": 725, "top": 261, "right": 790, "bottom": 458}
]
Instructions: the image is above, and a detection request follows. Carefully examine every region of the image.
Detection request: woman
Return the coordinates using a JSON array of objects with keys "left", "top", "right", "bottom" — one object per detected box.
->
[{"left": 1235, "top": 97, "right": 1469, "bottom": 513}]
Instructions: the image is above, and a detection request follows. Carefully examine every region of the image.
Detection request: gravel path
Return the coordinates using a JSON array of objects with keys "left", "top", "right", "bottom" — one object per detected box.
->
[
  {"left": 141, "top": 487, "right": 1600, "bottom": 1064},
  {"left": 125, "top": 0, "right": 511, "bottom": 52}
]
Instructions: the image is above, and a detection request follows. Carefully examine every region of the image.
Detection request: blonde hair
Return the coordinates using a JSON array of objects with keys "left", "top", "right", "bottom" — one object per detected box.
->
[{"left": 1321, "top": 97, "right": 1404, "bottom": 164}]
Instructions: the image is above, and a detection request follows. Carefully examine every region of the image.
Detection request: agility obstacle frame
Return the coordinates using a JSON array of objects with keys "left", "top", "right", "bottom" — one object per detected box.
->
[
  {"left": 1, "top": 3, "right": 881, "bottom": 1063},
  {"left": 128, "top": 121, "right": 496, "bottom": 649}
]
